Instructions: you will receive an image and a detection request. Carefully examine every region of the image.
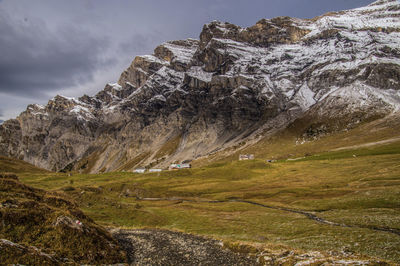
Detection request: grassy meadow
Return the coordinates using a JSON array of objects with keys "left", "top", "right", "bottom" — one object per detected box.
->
[{"left": 11, "top": 139, "right": 400, "bottom": 263}]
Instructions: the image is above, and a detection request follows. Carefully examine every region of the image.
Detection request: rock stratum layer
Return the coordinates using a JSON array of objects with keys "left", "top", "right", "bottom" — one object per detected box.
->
[{"left": 1, "top": 0, "right": 400, "bottom": 172}]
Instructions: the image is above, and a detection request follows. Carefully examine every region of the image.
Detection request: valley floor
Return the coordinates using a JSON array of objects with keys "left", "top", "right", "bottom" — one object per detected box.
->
[
  {"left": 109, "top": 227, "right": 388, "bottom": 265},
  {"left": 12, "top": 140, "right": 400, "bottom": 264}
]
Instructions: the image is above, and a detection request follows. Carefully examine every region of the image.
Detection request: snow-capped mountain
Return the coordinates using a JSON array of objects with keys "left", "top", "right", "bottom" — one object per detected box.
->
[{"left": 1, "top": 0, "right": 399, "bottom": 172}]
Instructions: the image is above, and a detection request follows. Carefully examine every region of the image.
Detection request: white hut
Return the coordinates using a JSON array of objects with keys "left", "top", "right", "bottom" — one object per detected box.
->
[
  {"left": 169, "top": 163, "right": 191, "bottom": 170},
  {"left": 134, "top": 168, "right": 146, "bottom": 173}
]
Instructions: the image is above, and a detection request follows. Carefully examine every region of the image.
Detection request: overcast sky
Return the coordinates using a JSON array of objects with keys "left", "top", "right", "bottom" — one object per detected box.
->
[{"left": 0, "top": 0, "right": 377, "bottom": 121}]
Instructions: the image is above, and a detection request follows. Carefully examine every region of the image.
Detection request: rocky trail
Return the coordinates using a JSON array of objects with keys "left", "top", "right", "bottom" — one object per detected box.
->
[
  {"left": 139, "top": 197, "right": 400, "bottom": 237},
  {"left": 109, "top": 228, "right": 256, "bottom": 265},
  {"left": 109, "top": 227, "right": 389, "bottom": 265},
  {"left": 331, "top": 137, "right": 400, "bottom": 152}
]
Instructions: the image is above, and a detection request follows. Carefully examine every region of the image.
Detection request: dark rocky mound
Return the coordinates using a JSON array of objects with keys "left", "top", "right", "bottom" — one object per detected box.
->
[{"left": 0, "top": 175, "right": 127, "bottom": 264}]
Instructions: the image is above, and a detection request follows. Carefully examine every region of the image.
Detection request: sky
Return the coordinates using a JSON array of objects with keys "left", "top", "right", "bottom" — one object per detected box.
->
[{"left": 0, "top": 0, "right": 378, "bottom": 121}]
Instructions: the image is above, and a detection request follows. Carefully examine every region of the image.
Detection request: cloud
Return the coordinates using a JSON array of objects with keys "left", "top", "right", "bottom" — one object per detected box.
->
[
  {"left": 0, "top": 106, "right": 4, "bottom": 124},
  {"left": 0, "top": 9, "right": 112, "bottom": 98}
]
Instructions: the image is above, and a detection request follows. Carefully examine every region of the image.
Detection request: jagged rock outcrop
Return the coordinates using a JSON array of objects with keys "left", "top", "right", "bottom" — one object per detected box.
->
[{"left": 1, "top": 0, "right": 400, "bottom": 172}]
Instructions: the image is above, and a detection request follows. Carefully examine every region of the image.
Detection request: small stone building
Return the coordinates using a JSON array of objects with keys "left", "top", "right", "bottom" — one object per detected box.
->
[
  {"left": 169, "top": 163, "right": 191, "bottom": 170},
  {"left": 134, "top": 168, "right": 146, "bottom": 173},
  {"left": 239, "top": 154, "right": 255, "bottom": 161}
]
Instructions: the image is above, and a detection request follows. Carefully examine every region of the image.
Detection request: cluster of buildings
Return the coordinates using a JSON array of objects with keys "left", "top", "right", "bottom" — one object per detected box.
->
[
  {"left": 133, "top": 163, "right": 191, "bottom": 173},
  {"left": 239, "top": 154, "right": 276, "bottom": 163},
  {"left": 132, "top": 154, "right": 279, "bottom": 174},
  {"left": 133, "top": 154, "right": 270, "bottom": 173}
]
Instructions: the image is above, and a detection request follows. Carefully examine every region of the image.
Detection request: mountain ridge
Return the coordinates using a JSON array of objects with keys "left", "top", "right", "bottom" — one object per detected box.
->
[{"left": 1, "top": 0, "right": 399, "bottom": 172}]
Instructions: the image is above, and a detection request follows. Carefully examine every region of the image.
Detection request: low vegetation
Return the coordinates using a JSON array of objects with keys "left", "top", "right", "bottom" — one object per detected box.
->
[
  {"left": 0, "top": 173, "right": 127, "bottom": 264},
  {"left": 154, "top": 134, "right": 182, "bottom": 160},
  {"left": 8, "top": 137, "right": 400, "bottom": 263},
  {"left": 0, "top": 156, "right": 49, "bottom": 174}
]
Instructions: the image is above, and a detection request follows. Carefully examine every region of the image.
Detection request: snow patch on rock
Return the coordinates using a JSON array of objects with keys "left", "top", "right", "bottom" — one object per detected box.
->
[
  {"left": 292, "top": 84, "right": 316, "bottom": 110},
  {"left": 187, "top": 66, "right": 214, "bottom": 82}
]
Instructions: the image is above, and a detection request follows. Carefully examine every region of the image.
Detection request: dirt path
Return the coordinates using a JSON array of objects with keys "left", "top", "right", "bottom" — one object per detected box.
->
[
  {"left": 331, "top": 137, "right": 400, "bottom": 151},
  {"left": 232, "top": 199, "right": 400, "bottom": 237},
  {"left": 109, "top": 228, "right": 256, "bottom": 265},
  {"left": 139, "top": 197, "right": 400, "bottom": 237}
]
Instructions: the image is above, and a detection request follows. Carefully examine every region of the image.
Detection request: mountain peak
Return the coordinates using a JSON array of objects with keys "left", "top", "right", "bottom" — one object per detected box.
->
[
  {"left": 1, "top": 2, "right": 399, "bottom": 172},
  {"left": 368, "top": 0, "right": 399, "bottom": 6}
]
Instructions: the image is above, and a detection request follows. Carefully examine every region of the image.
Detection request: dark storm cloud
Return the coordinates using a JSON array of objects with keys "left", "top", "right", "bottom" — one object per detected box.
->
[
  {"left": 0, "top": 9, "right": 112, "bottom": 97},
  {"left": 0, "top": 107, "right": 3, "bottom": 123},
  {"left": 202, "top": 0, "right": 376, "bottom": 25}
]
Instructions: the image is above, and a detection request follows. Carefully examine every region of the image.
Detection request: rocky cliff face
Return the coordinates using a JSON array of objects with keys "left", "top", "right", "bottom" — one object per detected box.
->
[{"left": 1, "top": 0, "right": 400, "bottom": 172}]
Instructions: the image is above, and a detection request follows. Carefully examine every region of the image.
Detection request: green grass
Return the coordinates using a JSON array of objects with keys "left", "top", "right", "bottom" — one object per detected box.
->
[
  {"left": 196, "top": 114, "right": 400, "bottom": 168},
  {"left": 4, "top": 140, "right": 400, "bottom": 263},
  {"left": 0, "top": 156, "right": 49, "bottom": 174},
  {"left": 291, "top": 141, "right": 400, "bottom": 161},
  {"left": 154, "top": 134, "right": 182, "bottom": 159}
]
